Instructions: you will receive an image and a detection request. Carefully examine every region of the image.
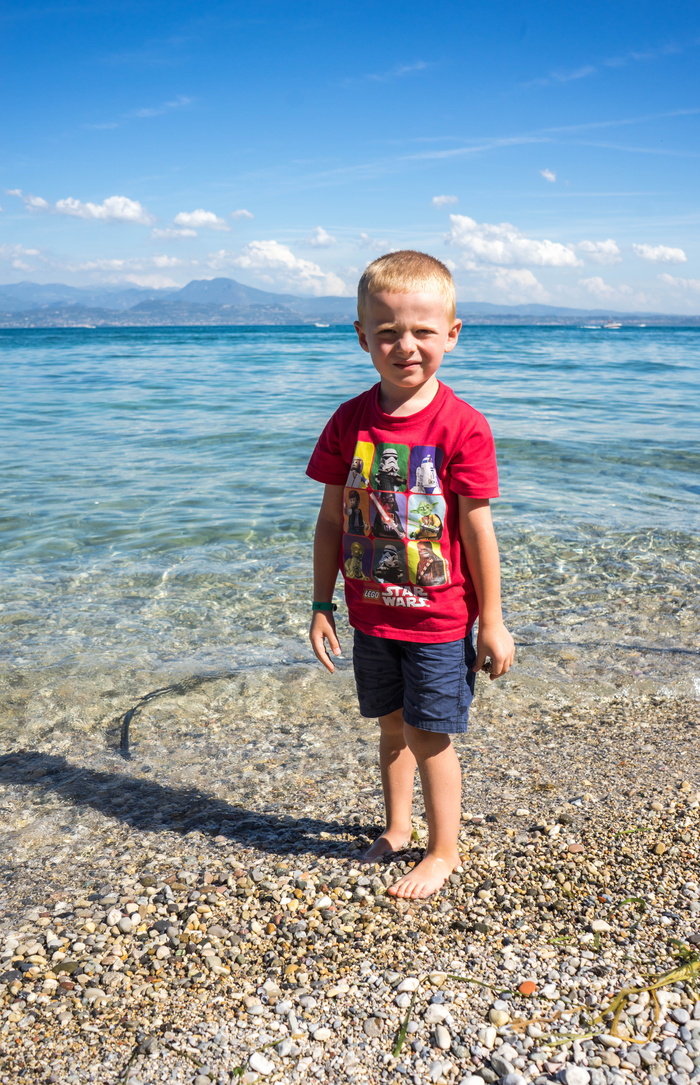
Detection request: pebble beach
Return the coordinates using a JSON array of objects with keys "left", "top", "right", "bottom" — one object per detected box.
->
[{"left": 1, "top": 684, "right": 699, "bottom": 1085}]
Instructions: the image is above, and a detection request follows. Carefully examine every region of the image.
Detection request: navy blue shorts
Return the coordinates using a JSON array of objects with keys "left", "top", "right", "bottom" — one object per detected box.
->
[{"left": 352, "top": 629, "right": 477, "bottom": 734}]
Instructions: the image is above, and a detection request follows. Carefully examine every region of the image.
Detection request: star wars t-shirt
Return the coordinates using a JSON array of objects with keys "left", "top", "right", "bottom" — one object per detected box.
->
[{"left": 306, "top": 381, "right": 499, "bottom": 642}]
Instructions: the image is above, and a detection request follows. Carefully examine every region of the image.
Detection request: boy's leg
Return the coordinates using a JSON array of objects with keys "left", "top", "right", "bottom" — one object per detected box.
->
[
  {"left": 387, "top": 724, "right": 461, "bottom": 899},
  {"left": 361, "top": 708, "right": 416, "bottom": 862}
]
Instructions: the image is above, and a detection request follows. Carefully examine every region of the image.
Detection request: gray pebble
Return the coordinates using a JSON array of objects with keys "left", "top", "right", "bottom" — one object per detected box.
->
[
  {"left": 491, "top": 1053, "right": 516, "bottom": 1077},
  {"left": 363, "top": 1017, "right": 383, "bottom": 1037},
  {"left": 434, "top": 1024, "right": 451, "bottom": 1050},
  {"left": 671, "top": 1049, "right": 695, "bottom": 1072},
  {"left": 673, "top": 1009, "right": 691, "bottom": 1025}
]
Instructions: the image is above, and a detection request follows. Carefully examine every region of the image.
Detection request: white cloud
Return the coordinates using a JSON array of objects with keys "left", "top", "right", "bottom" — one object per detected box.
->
[
  {"left": 7, "top": 188, "right": 153, "bottom": 223},
  {"left": 447, "top": 214, "right": 580, "bottom": 268},
  {"left": 357, "top": 232, "right": 388, "bottom": 250},
  {"left": 577, "top": 239, "right": 622, "bottom": 265},
  {"left": 69, "top": 255, "right": 186, "bottom": 275},
  {"left": 347, "top": 60, "right": 429, "bottom": 85},
  {"left": 55, "top": 195, "right": 154, "bottom": 224},
  {"left": 174, "top": 209, "right": 229, "bottom": 231},
  {"left": 6, "top": 188, "right": 49, "bottom": 210},
  {"left": 579, "top": 276, "right": 634, "bottom": 299},
  {"left": 658, "top": 273, "right": 700, "bottom": 293},
  {"left": 224, "top": 240, "right": 347, "bottom": 295},
  {"left": 0, "top": 242, "right": 42, "bottom": 271},
  {"left": 307, "top": 226, "right": 337, "bottom": 247},
  {"left": 151, "top": 255, "right": 185, "bottom": 268},
  {"left": 432, "top": 195, "right": 458, "bottom": 207},
  {"left": 230, "top": 208, "right": 254, "bottom": 220},
  {"left": 132, "top": 95, "right": 193, "bottom": 119},
  {"left": 632, "top": 243, "right": 687, "bottom": 263},
  {"left": 540, "top": 169, "right": 557, "bottom": 182},
  {"left": 0, "top": 243, "right": 41, "bottom": 259},
  {"left": 488, "top": 268, "right": 550, "bottom": 303},
  {"left": 120, "top": 273, "right": 181, "bottom": 288},
  {"left": 151, "top": 227, "right": 198, "bottom": 239}
]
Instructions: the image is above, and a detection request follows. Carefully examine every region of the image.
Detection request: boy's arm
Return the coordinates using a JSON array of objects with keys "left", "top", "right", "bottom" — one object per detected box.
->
[
  {"left": 458, "top": 495, "right": 515, "bottom": 680},
  {"left": 309, "top": 483, "right": 345, "bottom": 673}
]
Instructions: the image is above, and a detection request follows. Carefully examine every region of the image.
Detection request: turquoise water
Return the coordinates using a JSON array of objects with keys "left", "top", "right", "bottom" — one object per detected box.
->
[{"left": 1, "top": 324, "right": 699, "bottom": 749}]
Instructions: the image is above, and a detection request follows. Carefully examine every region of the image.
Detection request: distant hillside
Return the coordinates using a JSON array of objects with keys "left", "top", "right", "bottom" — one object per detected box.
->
[{"left": 0, "top": 276, "right": 697, "bottom": 327}]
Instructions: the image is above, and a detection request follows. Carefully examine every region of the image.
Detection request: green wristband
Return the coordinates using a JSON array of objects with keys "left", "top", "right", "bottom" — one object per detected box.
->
[{"left": 312, "top": 601, "right": 337, "bottom": 612}]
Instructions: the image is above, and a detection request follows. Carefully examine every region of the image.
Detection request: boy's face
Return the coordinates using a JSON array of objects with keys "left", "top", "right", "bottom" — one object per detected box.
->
[{"left": 354, "top": 291, "right": 461, "bottom": 397}]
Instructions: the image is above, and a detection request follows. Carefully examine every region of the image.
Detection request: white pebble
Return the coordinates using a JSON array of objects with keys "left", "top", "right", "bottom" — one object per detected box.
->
[
  {"left": 106, "top": 909, "right": 122, "bottom": 927},
  {"left": 248, "top": 1051, "right": 275, "bottom": 1075},
  {"left": 558, "top": 1066, "right": 590, "bottom": 1085},
  {"left": 590, "top": 920, "right": 611, "bottom": 933},
  {"left": 397, "top": 976, "right": 421, "bottom": 992},
  {"left": 425, "top": 1004, "right": 449, "bottom": 1024},
  {"left": 597, "top": 1033, "right": 623, "bottom": 1048},
  {"left": 313, "top": 896, "right": 332, "bottom": 909},
  {"left": 313, "top": 1027, "right": 332, "bottom": 1041}
]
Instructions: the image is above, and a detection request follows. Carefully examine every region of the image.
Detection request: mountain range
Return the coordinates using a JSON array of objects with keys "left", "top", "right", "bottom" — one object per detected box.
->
[{"left": 0, "top": 277, "right": 697, "bottom": 327}]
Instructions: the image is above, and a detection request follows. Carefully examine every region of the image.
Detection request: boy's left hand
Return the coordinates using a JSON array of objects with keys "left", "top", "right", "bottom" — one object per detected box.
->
[{"left": 474, "top": 621, "right": 515, "bottom": 680}]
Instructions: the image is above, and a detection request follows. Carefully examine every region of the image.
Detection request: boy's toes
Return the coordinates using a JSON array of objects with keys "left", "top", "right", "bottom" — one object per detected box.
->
[{"left": 387, "top": 853, "right": 457, "bottom": 899}]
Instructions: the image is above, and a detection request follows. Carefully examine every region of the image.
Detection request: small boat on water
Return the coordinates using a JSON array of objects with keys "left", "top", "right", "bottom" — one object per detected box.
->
[
  {"left": 603, "top": 322, "right": 622, "bottom": 329},
  {"left": 314, "top": 322, "right": 330, "bottom": 328},
  {"left": 582, "top": 325, "right": 602, "bottom": 329}
]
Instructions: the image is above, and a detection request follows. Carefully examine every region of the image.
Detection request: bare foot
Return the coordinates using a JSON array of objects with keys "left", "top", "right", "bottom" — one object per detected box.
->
[
  {"left": 360, "top": 830, "right": 411, "bottom": 864},
  {"left": 387, "top": 851, "right": 459, "bottom": 899}
]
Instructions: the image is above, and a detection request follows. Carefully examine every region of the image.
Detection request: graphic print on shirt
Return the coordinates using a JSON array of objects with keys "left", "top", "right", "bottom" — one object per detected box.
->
[
  {"left": 408, "top": 539, "right": 448, "bottom": 587},
  {"left": 370, "top": 443, "right": 409, "bottom": 493},
  {"left": 346, "top": 441, "right": 374, "bottom": 488},
  {"left": 343, "top": 536, "right": 372, "bottom": 580},
  {"left": 409, "top": 446, "right": 443, "bottom": 494},
  {"left": 407, "top": 495, "right": 445, "bottom": 541},
  {"left": 372, "top": 539, "right": 409, "bottom": 585},
  {"left": 344, "top": 439, "right": 450, "bottom": 608},
  {"left": 370, "top": 491, "right": 407, "bottom": 538},
  {"left": 343, "top": 487, "right": 371, "bottom": 536}
]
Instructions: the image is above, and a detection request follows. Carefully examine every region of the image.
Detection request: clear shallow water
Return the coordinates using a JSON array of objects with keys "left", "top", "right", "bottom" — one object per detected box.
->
[{"left": 1, "top": 325, "right": 699, "bottom": 758}]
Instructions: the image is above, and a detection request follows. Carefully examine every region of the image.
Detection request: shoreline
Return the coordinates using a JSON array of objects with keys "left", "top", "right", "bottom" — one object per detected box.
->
[{"left": 1, "top": 694, "right": 699, "bottom": 1083}]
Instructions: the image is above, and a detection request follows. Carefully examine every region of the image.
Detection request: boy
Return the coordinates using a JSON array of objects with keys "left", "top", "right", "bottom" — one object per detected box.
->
[{"left": 307, "top": 251, "right": 514, "bottom": 900}]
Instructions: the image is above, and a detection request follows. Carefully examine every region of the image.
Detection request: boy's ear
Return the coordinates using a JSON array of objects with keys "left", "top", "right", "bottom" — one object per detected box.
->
[
  {"left": 443, "top": 319, "right": 462, "bottom": 353},
  {"left": 354, "top": 320, "right": 370, "bottom": 353}
]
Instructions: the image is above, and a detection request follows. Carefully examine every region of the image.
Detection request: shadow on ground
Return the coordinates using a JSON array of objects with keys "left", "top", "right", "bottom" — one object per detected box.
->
[{"left": 0, "top": 750, "right": 374, "bottom": 859}]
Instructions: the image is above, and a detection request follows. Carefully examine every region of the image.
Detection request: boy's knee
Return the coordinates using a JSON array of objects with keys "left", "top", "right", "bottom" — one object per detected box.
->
[
  {"left": 378, "top": 708, "right": 405, "bottom": 735},
  {"left": 403, "top": 723, "right": 451, "bottom": 758}
]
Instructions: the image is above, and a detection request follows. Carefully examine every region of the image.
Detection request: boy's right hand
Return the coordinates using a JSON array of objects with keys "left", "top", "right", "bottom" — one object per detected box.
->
[{"left": 309, "top": 611, "right": 342, "bottom": 673}]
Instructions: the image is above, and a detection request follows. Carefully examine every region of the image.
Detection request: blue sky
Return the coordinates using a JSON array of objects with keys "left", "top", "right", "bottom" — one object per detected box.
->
[{"left": 2, "top": 0, "right": 699, "bottom": 311}]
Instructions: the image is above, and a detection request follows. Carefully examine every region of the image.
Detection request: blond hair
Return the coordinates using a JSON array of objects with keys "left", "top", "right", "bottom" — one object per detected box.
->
[{"left": 357, "top": 250, "right": 456, "bottom": 324}]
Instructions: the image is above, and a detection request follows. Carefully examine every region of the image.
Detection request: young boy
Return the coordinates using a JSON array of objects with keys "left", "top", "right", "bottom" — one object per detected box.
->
[{"left": 307, "top": 251, "right": 514, "bottom": 900}]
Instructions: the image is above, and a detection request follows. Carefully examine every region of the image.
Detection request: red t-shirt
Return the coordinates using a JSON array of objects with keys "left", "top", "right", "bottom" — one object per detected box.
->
[{"left": 306, "top": 381, "right": 499, "bottom": 642}]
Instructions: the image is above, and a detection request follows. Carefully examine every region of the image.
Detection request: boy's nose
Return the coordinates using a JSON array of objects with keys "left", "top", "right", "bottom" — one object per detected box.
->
[{"left": 395, "top": 334, "right": 417, "bottom": 355}]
